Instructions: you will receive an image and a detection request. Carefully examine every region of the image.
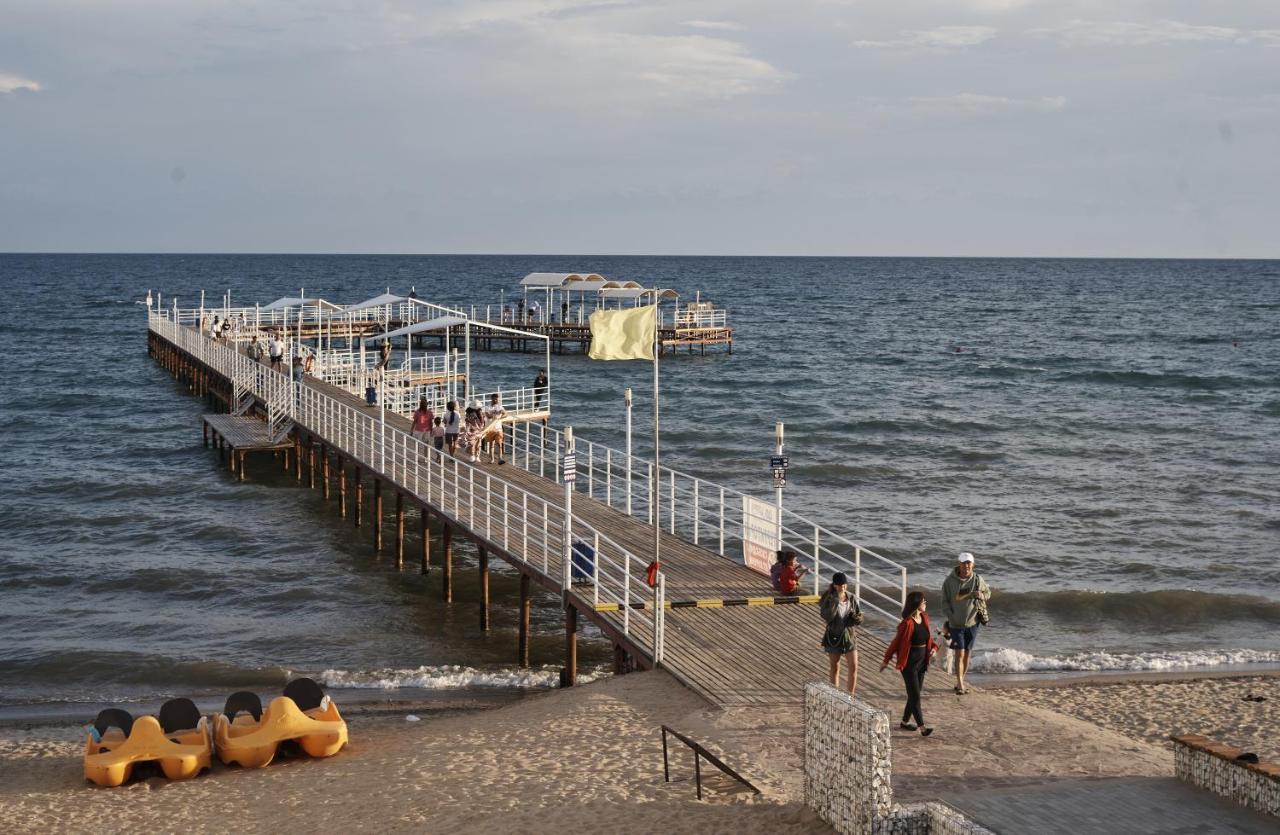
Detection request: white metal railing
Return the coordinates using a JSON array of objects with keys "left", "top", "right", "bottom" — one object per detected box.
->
[
  {"left": 675, "top": 308, "right": 728, "bottom": 329},
  {"left": 148, "top": 309, "right": 664, "bottom": 661},
  {"left": 503, "top": 420, "right": 906, "bottom": 620}
]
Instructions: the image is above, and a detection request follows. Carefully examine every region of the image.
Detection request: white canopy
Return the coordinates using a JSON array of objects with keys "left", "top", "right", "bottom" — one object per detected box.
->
[
  {"left": 260, "top": 296, "right": 333, "bottom": 312},
  {"left": 364, "top": 315, "right": 468, "bottom": 342},
  {"left": 343, "top": 293, "right": 407, "bottom": 314},
  {"left": 599, "top": 287, "right": 679, "bottom": 300},
  {"left": 520, "top": 272, "right": 605, "bottom": 288}
]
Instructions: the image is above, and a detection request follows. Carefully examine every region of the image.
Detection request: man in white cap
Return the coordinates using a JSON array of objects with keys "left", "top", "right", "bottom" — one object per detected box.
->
[{"left": 941, "top": 552, "right": 990, "bottom": 695}]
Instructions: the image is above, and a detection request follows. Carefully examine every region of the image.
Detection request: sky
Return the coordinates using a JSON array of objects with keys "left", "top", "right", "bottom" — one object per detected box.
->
[{"left": 2, "top": 0, "right": 1278, "bottom": 257}]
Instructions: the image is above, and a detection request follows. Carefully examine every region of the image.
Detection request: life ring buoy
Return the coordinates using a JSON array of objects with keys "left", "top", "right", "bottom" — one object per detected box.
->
[{"left": 646, "top": 561, "right": 660, "bottom": 588}]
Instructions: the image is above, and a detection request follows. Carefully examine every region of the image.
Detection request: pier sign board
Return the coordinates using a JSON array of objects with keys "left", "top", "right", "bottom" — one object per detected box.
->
[
  {"left": 562, "top": 453, "right": 577, "bottom": 483},
  {"left": 741, "top": 496, "right": 780, "bottom": 576},
  {"left": 770, "top": 456, "right": 789, "bottom": 469}
]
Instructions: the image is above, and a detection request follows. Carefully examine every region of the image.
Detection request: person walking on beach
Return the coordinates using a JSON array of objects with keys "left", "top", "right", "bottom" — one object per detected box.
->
[
  {"left": 881, "top": 591, "right": 938, "bottom": 736},
  {"left": 819, "top": 572, "right": 862, "bottom": 695},
  {"left": 942, "top": 552, "right": 990, "bottom": 695},
  {"left": 443, "top": 400, "right": 461, "bottom": 455},
  {"left": 411, "top": 397, "right": 434, "bottom": 449}
]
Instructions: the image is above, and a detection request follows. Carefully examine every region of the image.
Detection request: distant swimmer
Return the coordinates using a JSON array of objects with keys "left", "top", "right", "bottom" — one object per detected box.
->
[
  {"left": 1233, "top": 340, "right": 1240, "bottom": 348},
  {"left": 953, "top": 345, "right": 964, "bottom": 354}
]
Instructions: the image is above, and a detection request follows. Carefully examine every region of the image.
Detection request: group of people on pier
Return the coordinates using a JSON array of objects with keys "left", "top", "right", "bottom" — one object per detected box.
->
[
  {"left": 774, "top": 550, "right": 991, "bottom": 738},
  {"left": 410, "top": 395, "right": 507, "bottom": 465}
]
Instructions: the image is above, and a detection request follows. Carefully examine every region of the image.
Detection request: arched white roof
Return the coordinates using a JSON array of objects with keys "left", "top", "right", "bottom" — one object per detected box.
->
[
  {"left": 520, "top": 272, "right": 605, "bottom": 288},
  {"left": 599, "top": 287, "right": 679, "bottom": 300}
]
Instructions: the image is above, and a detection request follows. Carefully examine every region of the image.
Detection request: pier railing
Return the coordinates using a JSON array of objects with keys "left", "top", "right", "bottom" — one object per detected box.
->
[
  {"left": 148, "top": 310, "right": 666, "bottom": 663},
  {"left": 503, "top": 421, "right": 906, "bottom": 621}
]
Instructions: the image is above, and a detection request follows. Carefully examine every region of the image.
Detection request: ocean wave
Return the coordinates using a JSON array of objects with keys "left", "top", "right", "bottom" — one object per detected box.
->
[
  {"left": 971, "top": 646, "right": 1280, "bottom": 673},
  {"left": 1055, "top": 369, "right": 1260, "bottom": 391},
  {"left": 318, "top": 664, "right": 607, "bottom": 690},
  {"left": 983, "top": 589, "right": 1280, "bottom": 625}
]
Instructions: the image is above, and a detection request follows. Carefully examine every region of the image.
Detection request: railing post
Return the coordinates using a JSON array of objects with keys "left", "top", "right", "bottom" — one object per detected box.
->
[
  {"left": 814, "top": 526, "right": 822, "bottom": 595},
  {"left": 561, "top": 427, "right": 574, "bottom": 592},
  {"left": 692, "top": 481, "right": 699, "bottom": 545},
  {"left": 719, "top": 487, "right": 725, "bottom": 556}
]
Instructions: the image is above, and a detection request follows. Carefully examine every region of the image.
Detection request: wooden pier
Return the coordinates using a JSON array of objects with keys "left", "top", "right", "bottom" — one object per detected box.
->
[{"left": 148, "top": 313, "right": 900, "bottom": 707}]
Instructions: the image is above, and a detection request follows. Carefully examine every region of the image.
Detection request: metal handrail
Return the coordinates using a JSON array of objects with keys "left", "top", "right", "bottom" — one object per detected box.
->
[
  {"left": 149, "top": 310, "right": 665, "bottom": 659},
  {"left": 504, "top": 416, "right": 907, "bottom": 621}
]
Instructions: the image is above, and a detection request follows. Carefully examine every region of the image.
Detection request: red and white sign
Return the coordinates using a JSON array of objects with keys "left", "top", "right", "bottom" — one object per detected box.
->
[{"left": 741, "top": 495, "right": 779, "bottom": 576}]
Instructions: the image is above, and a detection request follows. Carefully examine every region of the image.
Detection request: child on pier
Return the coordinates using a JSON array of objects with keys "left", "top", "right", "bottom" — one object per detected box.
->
[{"left": 430, "top": 417, "right": 445, "bottom": 457}]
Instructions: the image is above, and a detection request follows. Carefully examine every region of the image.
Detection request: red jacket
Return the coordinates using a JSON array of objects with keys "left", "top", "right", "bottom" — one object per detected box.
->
[{"left": 882, "top": 613, "right": 939, "bottom": 671}]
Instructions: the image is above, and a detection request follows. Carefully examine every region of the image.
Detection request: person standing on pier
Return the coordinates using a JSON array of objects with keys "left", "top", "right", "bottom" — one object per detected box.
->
[
  {"left": 377, "top": 339, "right": 392, "bottom": 371},
  {"left": 819, "top": 572, "right": 862, "bottom": 696},
  {"left": 881, "top": 591, "right": 938, "bottom": 736},
  {"left": 411, "top": 398, "right": 434, "bottom": 450},
  {"left": 533, "top": 368, "right": 548, "bottom": 410},
  {"left": 941, "top": 552, "right": 990, "bottom": 695},
  {"left": 268, "top": 333, "right": 284, "bottom": 368},
  {"left": 483, "top": 394, "right": 507, "bottom": 465},
  {"left": 443, "top": 401, "right": 461, "bottom": 455},
  {"left": 247, "top": 335, "right": 263, "bottom": 362}
]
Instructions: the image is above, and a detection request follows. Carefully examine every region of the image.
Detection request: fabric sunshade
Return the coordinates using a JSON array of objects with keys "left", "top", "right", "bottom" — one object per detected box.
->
[{"left": 343, "top": 293, "right": 407, "bottom": 314}]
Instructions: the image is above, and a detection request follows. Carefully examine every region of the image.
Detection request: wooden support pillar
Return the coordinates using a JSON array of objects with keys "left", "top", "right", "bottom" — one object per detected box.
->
[
  {"left": 354, "top": 468, "right": 363, "bottom": 527},
  {"left": 308, "top": 441, "right": 316, "bottom": 489},
  {"left": 294, "top": 437, "right": 303, "bottom": 481},
  {"left": 563, "top": 605, "right": 578, "bottom": 687},
  {"left": 238, "top": 450, "right": 246, "bottom": 481},
  {"left": 217, "top": 434, "right": 225, "bottom": 462},
  {"left": 202, "top": 422, "right": 208, "bottom": 448},
  {"left": 519, "top": 573, "right": 531, "bottom": 667},
  {"left": 441, "top": 523, "right": 453, "bottom": 602},
  {"left": 321, "top": 446, "right": 330, "bottom": 499},
  {"left": 395, "top": 493, "right": 405, "bottom": 567},
  {"left": 478, "top": 547, "right": 490, "bottom": 631},
  {"left": 282, "top": 446, "right": 290, "bottom": 472},
  {"left": 419, "top": 508, "right": 430, "bottom": 573},
  {"left": 373, "top": 479, "right": 383, "bottom": 552},
  {"left": 338, "top": 459, "right": 347, "bottom": 517}
]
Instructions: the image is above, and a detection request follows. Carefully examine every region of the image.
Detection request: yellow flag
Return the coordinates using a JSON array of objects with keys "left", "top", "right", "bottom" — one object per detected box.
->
[{"left": 588, "top": 305, "right": 657, "bottom": 361}]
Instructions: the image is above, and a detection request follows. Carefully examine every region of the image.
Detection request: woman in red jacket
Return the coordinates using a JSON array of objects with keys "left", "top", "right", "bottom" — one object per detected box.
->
[{"left": 880, "top": 590, "right": 938, "bottom": 736}]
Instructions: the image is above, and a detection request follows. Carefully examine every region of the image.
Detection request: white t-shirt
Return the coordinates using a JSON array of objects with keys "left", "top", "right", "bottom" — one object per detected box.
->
[
  {"left": 836, "top": 599, "right": 851, "bottom": 620},
  {"left": 444, "top": 410, "right": 461, "bottom": 434}
]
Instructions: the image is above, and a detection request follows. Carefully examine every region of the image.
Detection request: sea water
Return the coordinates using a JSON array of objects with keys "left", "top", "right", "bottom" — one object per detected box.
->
[{"left": 0, "top": 254, "right": 1277, "bottom": 710}]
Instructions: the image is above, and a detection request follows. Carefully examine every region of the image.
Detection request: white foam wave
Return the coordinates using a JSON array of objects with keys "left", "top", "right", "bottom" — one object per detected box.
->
[
  {"left": 317, "top": 664, "right": 608, "bottom": 691},
  {"left": 970, "top": 647, "right": 1280, "bottom": 674}
]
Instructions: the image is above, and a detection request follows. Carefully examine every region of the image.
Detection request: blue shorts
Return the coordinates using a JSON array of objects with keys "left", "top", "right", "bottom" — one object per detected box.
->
[{"left": 949, "top": 625, "right": 979, "bottom": 651}]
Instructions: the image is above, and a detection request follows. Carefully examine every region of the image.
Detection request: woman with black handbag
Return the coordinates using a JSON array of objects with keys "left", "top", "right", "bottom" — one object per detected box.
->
[{"left": 819, "top": 572, "right": 863, "bottom": 696}]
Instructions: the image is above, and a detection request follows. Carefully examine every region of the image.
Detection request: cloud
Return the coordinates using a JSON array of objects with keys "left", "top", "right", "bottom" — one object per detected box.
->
[
  {"left": 854, "top": 26, "right": 998, "bottom": 49},
  {"left": 1033, "top": 20, "right": 1280, "bottom": 48},
  {"left": 0, "top": 73, "right": 42, "bottom": 94},
  {"left": 683, "top": 20, "right": 744, "bottom": 32},
  {"left": 597, "top": 33, "right": 789, "bottom": 99},
  {"left": 902, "top": 93, "right": 1066, "bottom": 115}
]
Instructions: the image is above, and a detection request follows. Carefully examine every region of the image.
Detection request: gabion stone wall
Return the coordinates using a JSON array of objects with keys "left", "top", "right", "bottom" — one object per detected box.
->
[
  {"left": 1172, "top": 735, "right": 1279, "bottom": 818},
  {"left": 804, "top": 683, "right": 893, "bottom": 834},
  {"left": 873, "top": 803, "right": 997, "bottom": 835}
]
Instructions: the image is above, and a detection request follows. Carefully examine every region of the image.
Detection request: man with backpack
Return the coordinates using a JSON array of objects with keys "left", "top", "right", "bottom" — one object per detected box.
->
[{"left": 941, "top": 552, "right": 990, "bottom": 695}]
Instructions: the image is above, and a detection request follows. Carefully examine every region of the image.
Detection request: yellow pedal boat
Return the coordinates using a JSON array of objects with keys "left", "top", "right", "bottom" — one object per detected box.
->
[
  {"left": 83, "top": 699, "right": 212, "bottom": 787},
  {"left": 214, "top": 678, "right": 348, "bottom": 768}
]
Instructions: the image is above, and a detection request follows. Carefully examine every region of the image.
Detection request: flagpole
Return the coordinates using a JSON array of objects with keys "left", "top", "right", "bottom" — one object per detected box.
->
[{"left": 652, "top": 300, "right": 660, "bottom": 590}]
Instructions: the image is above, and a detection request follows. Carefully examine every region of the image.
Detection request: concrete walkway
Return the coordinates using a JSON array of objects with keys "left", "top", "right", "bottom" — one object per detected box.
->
[{"left": 950, "top": 776, "right": 1276, "bottom": 834}]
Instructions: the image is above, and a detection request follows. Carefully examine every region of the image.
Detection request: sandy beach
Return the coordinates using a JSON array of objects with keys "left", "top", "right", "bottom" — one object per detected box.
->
[{"left": 4, "top": 668, "right": 1274, "bottom": 833}]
